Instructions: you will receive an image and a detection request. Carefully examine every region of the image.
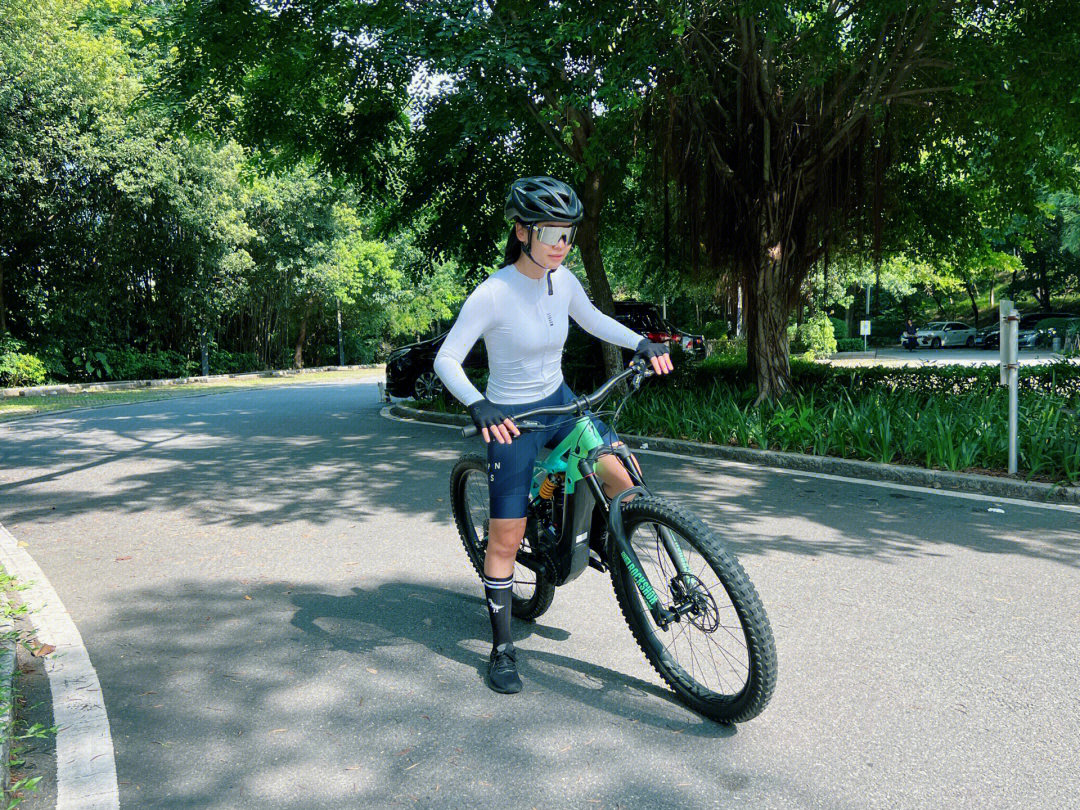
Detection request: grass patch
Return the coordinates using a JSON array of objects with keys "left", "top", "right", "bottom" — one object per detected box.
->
[
  {"left": 0, "top": 369, "right": 383, "bottom": 422},
  {"left": 1, "top": 571, "right": 55, "bottom": 808}
]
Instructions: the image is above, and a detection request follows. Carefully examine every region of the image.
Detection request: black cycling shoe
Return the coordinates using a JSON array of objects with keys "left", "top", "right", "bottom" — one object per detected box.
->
[{"left": 486, "top": 643, "right": 523, "bottom": 694}]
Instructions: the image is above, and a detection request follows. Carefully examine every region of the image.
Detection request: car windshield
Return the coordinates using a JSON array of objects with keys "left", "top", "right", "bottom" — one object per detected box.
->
[{"left": 923, "top": 322, "right": 946, "bottom": 330}]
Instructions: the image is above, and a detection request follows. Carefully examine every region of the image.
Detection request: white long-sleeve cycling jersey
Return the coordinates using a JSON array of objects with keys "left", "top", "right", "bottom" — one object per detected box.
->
[{"left": 433, "top": 264, "right": 645, "bottom": 406}]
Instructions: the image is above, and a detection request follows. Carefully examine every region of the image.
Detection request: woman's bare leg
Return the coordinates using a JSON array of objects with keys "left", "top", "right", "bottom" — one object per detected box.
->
[
  {"left": 485, "top": 517, "right": 526, "bottom": 578},
  {"left": 596, "top": 442, "right": 641, "bottom": 499}
]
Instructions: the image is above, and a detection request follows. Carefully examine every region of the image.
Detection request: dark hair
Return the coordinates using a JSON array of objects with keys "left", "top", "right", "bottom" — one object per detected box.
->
[{"left": 503, "top": 225, "right": 524, "bottom": 265}]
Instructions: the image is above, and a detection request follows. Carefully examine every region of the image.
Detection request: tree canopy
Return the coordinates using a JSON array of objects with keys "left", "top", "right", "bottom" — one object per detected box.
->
[{"left": 2, "top": 0, "right": 1079, "bottom": 393}]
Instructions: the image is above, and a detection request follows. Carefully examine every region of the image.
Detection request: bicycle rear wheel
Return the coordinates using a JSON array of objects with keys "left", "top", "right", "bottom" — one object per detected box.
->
[
  {"left": 449, "top": 454, "right": 556, "bottom": 620},
  {"left": 609, "top": 496, "right": 776, "bottom": 723}
]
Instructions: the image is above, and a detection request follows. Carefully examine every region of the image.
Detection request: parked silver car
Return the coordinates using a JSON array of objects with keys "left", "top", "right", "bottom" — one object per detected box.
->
[{"left": 913, "top": 321, "right": 976, "bottom": 348}]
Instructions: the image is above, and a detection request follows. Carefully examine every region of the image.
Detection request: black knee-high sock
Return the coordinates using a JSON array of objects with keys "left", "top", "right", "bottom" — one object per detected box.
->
[{"left": 483, "top": 574, "right": 513, "bottom": 651}]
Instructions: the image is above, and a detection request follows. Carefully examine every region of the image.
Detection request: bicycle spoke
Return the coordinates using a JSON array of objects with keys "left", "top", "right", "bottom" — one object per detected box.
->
[{"left": 628, "top": 517, "right": 752, "bottom": 699}]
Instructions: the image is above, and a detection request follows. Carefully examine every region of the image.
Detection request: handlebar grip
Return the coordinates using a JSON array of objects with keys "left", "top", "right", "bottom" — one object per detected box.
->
[{"left": 462, "top": 424, "right": 478, "bottom": 438}]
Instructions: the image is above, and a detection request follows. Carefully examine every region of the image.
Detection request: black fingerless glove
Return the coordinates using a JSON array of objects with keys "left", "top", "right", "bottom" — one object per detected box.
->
[
  {"left": 634, "top": 338, "right": 670, "bottom": 363},
  {"left": 467, "top": 398, "right": 509, "bottom": 432}
]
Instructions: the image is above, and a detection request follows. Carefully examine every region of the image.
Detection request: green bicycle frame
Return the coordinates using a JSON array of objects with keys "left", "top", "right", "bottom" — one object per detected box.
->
[
  {"left": 529, "top": 415, "right": 605, "bottom": 499},
  {"left": 526, "top": 412, "right": 691, "bottom": 628},
  {"left": 523, "top": 414, "right": 606, "bottom": 586}
]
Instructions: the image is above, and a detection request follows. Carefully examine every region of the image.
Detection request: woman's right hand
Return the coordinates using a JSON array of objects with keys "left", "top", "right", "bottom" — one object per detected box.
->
[{"left": 467, "top": 399, "right": 520, "bottom": 444}]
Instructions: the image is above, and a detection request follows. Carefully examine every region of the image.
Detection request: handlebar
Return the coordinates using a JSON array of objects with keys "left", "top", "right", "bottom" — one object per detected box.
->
[{"left": 461, "top": 359, "right": 655, "bottom": 438}]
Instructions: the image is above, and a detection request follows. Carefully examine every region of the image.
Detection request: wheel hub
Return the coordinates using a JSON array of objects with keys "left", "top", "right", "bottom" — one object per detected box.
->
[{"left": 671, "top": 573, "right": 720, "bottom": 632}]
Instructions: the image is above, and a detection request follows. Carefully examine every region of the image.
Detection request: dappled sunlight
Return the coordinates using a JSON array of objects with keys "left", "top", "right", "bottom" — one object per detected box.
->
[
  {"left": 91, "top": 578, "right": 746, "bottom": 809},
  {"left": 5, "top": 379, "right": 1078, "bottom": 808},
  {"left": 3, "top": 380, "right": 1076, "bottom": 569}
]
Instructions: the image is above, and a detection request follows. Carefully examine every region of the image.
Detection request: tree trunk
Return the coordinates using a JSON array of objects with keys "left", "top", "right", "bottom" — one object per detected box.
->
[
  {"left": 336, "top": 299, "right": 345, "bottom": 366},
  {"left": 966, "top": 282, "right": 980, "bottom": 328},
  {"left": 1036, "top": 253, "right": 1050, "bottom": 308},
  {"left": 0, "top": 259, "right": 6, "bottom": 335},
  {"left": 293, "top": 297, "right": 313, "bottom": 369},
  {"left": 574, "top": 169, "right": 623, "bottom": 381},
  {"left": 744, "top": 245, "right": 795, "bottom": 404},
  {"left": 200, "top": 327, "right": 210, "bottom": 377}
]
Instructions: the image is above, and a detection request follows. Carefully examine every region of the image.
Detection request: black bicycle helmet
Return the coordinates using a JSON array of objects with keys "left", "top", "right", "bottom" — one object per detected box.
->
[{"left": 505, "top": 176, "right": 584, "bottom": 224}]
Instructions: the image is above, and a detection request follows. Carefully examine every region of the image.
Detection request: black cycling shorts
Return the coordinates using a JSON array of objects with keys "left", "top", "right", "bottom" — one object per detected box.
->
[{"left": 487, "top": 382, "right": 618, "bottom": 520}]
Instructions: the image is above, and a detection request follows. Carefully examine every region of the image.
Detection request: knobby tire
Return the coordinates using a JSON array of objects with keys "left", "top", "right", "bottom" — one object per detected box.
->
[{"left": 608, "top": 496, "right": 777, "bottom": 723}]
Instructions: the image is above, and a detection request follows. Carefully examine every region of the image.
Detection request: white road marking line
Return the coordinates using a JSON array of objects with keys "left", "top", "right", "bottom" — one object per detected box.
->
[
  {"left": 0, "top": 522, "right": 119, "bottom": 809},
  {"left": 380, "top": 406, "right": 1079, "bottom": 514}
]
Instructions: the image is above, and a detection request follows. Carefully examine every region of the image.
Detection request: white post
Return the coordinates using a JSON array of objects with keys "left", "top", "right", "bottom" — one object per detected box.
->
[
  {"left": 999, "top": 300, "right": 1010, "bottom": 386},
  {"left": 336, "top": 299, "right": 345, "bottom": 367},
  {"left": 1000, "top": 300, "right": 1019, "bottom": 474},
  {"left": 736, "top": 285, "right": 743, "bottom": 338}
]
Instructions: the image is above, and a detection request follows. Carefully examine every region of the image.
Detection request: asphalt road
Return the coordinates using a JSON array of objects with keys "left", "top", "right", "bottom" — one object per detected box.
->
[{"left": 1, "top": 378, "right": 1078, "bottom": 809}]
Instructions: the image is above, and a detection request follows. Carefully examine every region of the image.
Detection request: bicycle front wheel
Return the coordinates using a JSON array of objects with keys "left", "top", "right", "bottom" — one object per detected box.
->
[
  {"left": 609, "top": 496, "right": 776, "bottom": 723},
  {"left": 449, "top": 454, "right": 556, "bottom": 620}
]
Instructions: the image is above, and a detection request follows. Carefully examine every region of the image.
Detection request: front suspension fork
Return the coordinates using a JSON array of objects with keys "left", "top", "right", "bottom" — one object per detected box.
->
[{"left": 580, "top": 454, "right": 681, "bottom": 630}]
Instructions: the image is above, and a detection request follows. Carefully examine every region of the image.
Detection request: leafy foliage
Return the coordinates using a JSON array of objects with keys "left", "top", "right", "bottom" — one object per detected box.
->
[{"left": 0, "top": 352, "right": 47, "bottom": 387}]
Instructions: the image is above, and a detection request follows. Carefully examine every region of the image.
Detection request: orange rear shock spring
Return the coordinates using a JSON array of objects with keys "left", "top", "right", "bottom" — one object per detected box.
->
[{"left": 538, "top": 475, "right": 556, "bottom": 500}]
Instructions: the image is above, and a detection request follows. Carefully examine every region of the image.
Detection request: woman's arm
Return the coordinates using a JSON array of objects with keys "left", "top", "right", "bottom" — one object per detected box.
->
[
  {"left": 433, "top": 284, "right": 493, "bottom": 407},
  {"left": 566, "top": 272, "right": 645, "bottom": 349}
]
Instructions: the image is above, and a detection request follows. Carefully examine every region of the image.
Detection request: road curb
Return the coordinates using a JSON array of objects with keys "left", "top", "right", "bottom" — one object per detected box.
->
[
  {"left": 389, "top": 402, "right": 1080, "bottom": 506},
  {"left": 0, "top": 593, "right": 14, "bottom": 800},
  {"left": 2, "top": 364, "right": 386, "bottom": 398}
]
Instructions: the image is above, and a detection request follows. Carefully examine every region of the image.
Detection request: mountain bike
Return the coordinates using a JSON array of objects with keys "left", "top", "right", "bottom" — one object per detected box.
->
[{"left": 449, "top": 360, "right": 776, "bottom": 723}]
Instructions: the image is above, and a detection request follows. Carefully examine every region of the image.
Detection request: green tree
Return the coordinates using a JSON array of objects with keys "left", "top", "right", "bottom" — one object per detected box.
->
[
  {"left": 648, "top": 1, "right": 1080, "bottom": 400},
  {"left": 166, "top": 0, "right": 667, "bottom": 379}
]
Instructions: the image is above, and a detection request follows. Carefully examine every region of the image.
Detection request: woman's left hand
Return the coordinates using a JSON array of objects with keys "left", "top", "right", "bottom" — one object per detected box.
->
[{"left": 633, "top": 339, "right": 674, "bottom": 375}]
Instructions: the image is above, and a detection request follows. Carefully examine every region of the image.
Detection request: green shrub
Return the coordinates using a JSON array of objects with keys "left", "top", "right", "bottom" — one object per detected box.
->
[
  {"left": 70, "top": 348, "right": 113, "bottom": 381},
  {"left": 790, "top": 314, "right": 837, "bottom": 358},
  {"left": 0, "top": 352, "right": 48, "bottom": 387},
  {"left": 0, "top": 335, "right": 26, "bottom": 354},
  {"left": 836, "top": 338, "right": 865, "bottom": 352},
  {"left": 829, "top": 317, "right": 849, "bottom": 341},
  {"left": 38, "top": 345, "right": 69, "bottom": 380},
  {"left": 101, "top": 348, "right": 197, "bottom": 381},
  {"left": 703, "top": 319, "right": 728, "bottom": 340},
  {"left": 208, "top": 351, "right": 260, "bottom": 375},
  {"left": 618, "top": 378, "right": 1080, "bottom": 483}
]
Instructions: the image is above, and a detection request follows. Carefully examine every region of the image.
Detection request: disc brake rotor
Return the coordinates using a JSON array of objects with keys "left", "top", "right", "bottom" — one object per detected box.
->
[{"left": 672, "top": 572, "right": 720, "bottom": 632}]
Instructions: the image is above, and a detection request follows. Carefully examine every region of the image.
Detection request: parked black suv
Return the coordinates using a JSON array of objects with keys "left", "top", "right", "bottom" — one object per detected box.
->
[{"left": 383, "top": 332, "right": 484, "bottom": 400}]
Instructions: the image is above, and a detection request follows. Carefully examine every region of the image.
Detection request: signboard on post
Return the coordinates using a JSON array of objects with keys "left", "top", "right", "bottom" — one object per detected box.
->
[{"left": 859, "top": 320, "right": 871, "bottom": 336}]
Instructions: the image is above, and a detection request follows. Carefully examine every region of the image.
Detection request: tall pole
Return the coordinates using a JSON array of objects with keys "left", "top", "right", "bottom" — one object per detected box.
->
[
  {"left": 336, "top": 299, "right": 345, "bottom": 367},
  {"left": 1000, "top": 300, "right": 1019, "bottom": 475}
]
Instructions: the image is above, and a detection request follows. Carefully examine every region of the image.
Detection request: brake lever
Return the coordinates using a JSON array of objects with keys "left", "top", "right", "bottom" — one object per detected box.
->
[{"left": 628, "top": 358, "right": 654, "bottom": 391}]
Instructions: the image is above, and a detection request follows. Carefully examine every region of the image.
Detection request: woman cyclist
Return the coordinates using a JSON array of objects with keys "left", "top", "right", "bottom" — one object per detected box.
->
[{"left": 433, "top": 176, "right": 674, "bottom": 694}]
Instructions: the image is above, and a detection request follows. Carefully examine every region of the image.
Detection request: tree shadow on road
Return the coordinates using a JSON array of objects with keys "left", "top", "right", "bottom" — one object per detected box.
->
[
  {"left": 93, "top": 577, "right": 759, "bottom": 810},
  {"left": 645, "top": 453, "right": 1080, "bottom": 568}
]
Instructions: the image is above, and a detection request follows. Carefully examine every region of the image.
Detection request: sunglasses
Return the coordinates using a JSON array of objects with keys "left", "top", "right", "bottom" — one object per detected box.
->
[{"left": 531, "top": 224, "right": 577, "bottom": 247}]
